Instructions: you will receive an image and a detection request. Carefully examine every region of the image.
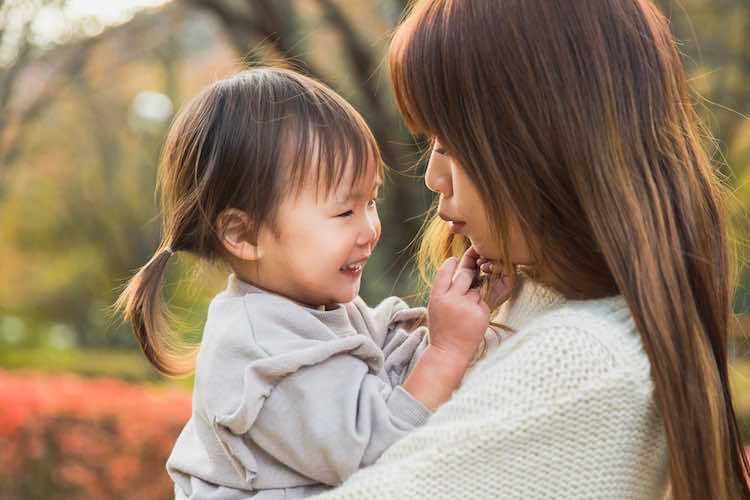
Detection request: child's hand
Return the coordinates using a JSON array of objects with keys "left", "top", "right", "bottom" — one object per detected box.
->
[
  {"left": 427, "top": 250, "right": 491, "bottom": 362},
  {"left": 475, "top": 251, "right": 515, "bottom": 310},
  {"left": 401, "top": 248, "right": 506, "bottom": 410}
]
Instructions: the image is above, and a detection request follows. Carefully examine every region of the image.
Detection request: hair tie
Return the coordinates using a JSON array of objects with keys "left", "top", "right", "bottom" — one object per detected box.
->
[{"left": 164, "top": 246, "right": 175, "bottom": 257}]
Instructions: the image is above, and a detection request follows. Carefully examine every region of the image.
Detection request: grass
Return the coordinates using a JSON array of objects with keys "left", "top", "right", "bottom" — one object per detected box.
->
[{"left": 0, "top": 347, "right": 193, "bottom": 390}]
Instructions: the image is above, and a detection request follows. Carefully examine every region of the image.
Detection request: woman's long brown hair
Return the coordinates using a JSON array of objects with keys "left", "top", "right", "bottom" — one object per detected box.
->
[
  {"left": 114, "top": 67, "right": 382, "bottom": 376},
  {"left": 389, "top": 0, "right": 750, "bottom": 497}
]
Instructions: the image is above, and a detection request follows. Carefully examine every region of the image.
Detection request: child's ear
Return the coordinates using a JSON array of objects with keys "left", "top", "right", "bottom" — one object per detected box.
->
[{"left": 216, "top": 209, "right": 263, "bottom": 261}]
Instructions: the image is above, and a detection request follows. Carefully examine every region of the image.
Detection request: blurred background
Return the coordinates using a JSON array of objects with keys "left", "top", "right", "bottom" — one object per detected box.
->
[{"left": 0, "top": 0, "right": 747, "bottom": 498}]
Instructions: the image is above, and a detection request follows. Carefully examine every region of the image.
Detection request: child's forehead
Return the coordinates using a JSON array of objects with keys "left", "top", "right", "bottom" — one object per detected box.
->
[
  {"left": 323, "top": 171, "right": 381, "bottom": 204},
  {"left": 287, "top": 162, "right": 381, "bottom": 206},
  {"left": 334, "top": 166, "right": 381, "bottom": 192},
  {"left": 281, "top": 127, "right": 384, "bottom": 204}
]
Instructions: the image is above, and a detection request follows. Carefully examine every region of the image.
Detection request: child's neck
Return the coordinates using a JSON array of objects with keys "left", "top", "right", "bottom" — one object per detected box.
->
[{"left": 231, "top": 263, "right": 335, "bottom": 311}]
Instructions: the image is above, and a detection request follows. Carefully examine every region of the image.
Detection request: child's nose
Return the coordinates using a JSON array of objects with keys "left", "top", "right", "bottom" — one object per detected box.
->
[{"left": 357, "top": 213, "right": 380, "bottom": 246}]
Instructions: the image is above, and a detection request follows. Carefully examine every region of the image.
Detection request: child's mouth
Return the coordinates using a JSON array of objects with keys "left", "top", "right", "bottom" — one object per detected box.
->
[{"left": 339, "top": 258, "right": 367, "bottom": 277}]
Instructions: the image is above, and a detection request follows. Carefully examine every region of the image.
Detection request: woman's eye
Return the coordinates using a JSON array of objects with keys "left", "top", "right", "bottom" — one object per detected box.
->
[{"left": 336, "top": 210, "right": 353, "bottom": 218}]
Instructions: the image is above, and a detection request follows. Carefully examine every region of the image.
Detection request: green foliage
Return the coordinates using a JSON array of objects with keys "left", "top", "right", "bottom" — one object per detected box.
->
[
  {"left": 732, "top": 358, "right": 750, "bottom": 408},
  {"left": 0, "top": 2, "right": 748, "bottom": 348},
  {"left": 0, "top": 348, "right": 193, "bottom": 389}
]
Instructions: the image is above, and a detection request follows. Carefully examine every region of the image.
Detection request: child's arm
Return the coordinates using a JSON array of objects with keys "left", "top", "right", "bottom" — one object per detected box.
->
[
  {"left": 399, "top": 248, "right": 514, "bottom": 410},
  {"left": 234, "top": 348, "right": 430, "bottom": 486},
  {"left": 401, "top": 255, "right": 492, "bottom": 410},
  {"left": 347, "top": 297, "right": 428, "bottom": 387},
  {"left": 354, "top": 248, "right": 502, "bottom": 390}
]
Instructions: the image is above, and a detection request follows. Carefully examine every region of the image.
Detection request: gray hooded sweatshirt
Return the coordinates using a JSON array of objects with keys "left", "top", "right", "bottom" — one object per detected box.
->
[{"left": 167, "top": 274, "right": 431, "bottom": 499}]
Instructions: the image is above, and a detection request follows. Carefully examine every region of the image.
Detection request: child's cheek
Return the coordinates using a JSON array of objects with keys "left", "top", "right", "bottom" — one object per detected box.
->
[{"left": 373, "top": 222, "right": 382, "bottom": 248}]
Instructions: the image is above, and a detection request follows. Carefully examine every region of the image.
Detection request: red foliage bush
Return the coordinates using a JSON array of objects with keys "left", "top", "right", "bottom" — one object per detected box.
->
[
  {"left": 0, "top": 369, "right": 190, "bottom": 500},
  {"left": 1, "top": 369, "right": 746, "bottom": 497}
]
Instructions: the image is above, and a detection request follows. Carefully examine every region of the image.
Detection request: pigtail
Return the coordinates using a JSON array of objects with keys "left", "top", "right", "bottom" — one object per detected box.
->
[{"left": 114, "top": 245, "right": 195, "bottom": 376}]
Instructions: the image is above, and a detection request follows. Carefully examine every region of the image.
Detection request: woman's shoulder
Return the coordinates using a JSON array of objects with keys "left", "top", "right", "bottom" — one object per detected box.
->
[
  {"left": 463, "top": 293, "right": 652, "bottom": 406},
  {"left": 496, "top": 275, "right": 645, "bottom": 366},
  {"left": 522, "top": 294, "right": 645, "bottom": 368}
]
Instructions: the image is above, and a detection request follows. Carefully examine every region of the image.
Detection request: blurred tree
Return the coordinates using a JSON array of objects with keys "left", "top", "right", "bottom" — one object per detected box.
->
[
  {"left": 0, "top": 0, "right": 749, "bottom": 352},
  {"left": 0, "top": 0, "right": 433, "bottom": 350},
  {"left": 0, "top": 0, "right": 98, "bottom": 181},
  {"left": 656, "top": 0, "right": 750, "bottom": 311},
  {"left": 0, "top": 2, "right": 210, "bottom": 348}
]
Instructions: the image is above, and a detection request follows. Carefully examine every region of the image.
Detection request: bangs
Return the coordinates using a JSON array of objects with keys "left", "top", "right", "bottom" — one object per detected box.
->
[
  {"left": 388, "top": 0, "right": 455, "bottom": 141},
  {"left": 388, "top": 1, "right": 499, "bottom": 157},
  {"left": 281, "top": 79, "right": 384, "bottom": 200}
]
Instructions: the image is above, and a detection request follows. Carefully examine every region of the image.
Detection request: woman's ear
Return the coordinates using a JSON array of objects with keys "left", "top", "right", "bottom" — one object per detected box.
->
[{"left": 216, "top": 209, "right": 263, "bottom": 261}]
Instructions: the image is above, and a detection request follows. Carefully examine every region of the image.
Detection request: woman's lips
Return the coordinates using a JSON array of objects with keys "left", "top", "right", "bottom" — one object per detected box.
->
[
  {"left": 439, "top": 212, "right": 466, "bottom": 234},
  {"left": 448, "top": 221, "right": 465, "bottom": 233}
]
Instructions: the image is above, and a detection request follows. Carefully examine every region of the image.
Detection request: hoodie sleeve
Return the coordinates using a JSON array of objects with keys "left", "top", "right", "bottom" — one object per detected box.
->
[{"left": 350, "top": 296, "right": 430, "bottom": 386}]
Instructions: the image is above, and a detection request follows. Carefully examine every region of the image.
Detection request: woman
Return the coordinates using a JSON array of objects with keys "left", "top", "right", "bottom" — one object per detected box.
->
[{"left": 316, "top": 0, "right": 750, "bottom": 498}]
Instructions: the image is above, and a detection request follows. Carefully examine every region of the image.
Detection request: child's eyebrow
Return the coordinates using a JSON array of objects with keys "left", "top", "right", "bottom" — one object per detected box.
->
[{"left": 337, "top": 181, "right": 382, "bottom": 202}]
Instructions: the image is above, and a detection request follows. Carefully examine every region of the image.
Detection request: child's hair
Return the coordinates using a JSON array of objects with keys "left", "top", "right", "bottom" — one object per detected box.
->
[
  {"left": 115, "top": 67, "right": 383, "bottom": 376},
  {"left": 389, "top": 0, "right": 750, "bottom": 498}
]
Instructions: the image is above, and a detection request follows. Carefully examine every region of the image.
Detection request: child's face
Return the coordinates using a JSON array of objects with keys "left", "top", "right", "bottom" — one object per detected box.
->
[{"left": 251, "top": 168, "right": 382, "bottom": 308}]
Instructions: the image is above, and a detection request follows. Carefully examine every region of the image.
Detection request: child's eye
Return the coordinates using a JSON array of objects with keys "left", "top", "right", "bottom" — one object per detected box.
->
[{"left": 336, "top": 210, "right": 353, "bottom": 218}]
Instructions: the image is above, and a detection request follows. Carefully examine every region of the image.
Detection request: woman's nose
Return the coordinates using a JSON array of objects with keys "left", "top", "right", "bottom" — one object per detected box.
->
[{"left": 425, "top": 152, "right": 452, "bottom": 196}]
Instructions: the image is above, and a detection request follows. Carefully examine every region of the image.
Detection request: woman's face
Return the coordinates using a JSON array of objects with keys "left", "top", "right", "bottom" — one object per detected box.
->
[{"left": 426, "top": 142, "right": 532, "bottom": 268}]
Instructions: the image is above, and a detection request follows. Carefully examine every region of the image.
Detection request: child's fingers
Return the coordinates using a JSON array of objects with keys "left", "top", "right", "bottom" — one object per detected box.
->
[
  {"left": 433, "top": 257, "right": 459, "bottom": 294},
  {"left": 458, "top": 246, "right": 481, "bottom": 272},
  {"left": 479, "top": 299, "right": 491, "bottom": 315},
  {"left": 451, "top": 268, "right": 474, "bottom": 293},
  {"left": 465, "top": 288, "right": 482, "bottom": 304}
]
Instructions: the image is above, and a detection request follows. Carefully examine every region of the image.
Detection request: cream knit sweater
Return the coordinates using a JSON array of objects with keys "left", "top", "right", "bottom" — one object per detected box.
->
[{"left": 314, "top": 275, "right": 670, "bottom": 499}]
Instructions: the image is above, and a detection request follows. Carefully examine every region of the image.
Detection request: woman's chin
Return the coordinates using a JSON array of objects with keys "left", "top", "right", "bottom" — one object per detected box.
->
[{"left": 470, "top": 242, "right": 493, "bottom": 261}]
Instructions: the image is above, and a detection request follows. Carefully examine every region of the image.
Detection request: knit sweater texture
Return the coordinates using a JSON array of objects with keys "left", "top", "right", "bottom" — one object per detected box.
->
[{"left": 313, "top": 275, "right": 670, "bottom": 499}]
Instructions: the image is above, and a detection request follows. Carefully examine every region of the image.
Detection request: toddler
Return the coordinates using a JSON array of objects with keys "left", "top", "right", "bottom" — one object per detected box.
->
[{"left": 116, "top": 68, "right": 493, "bottom": 499}]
